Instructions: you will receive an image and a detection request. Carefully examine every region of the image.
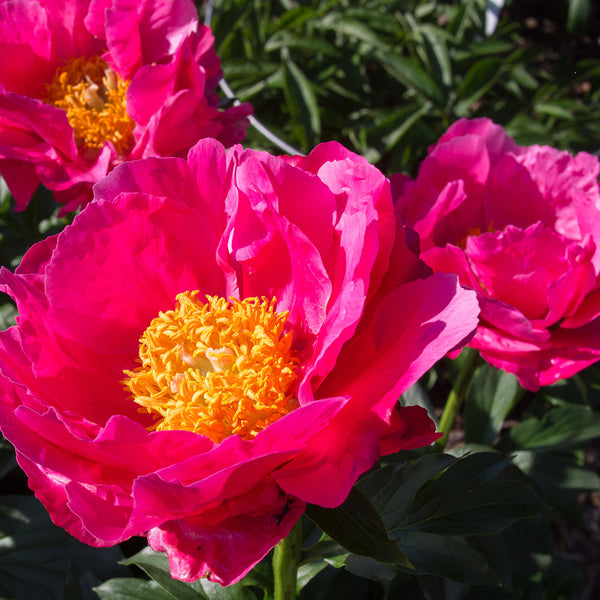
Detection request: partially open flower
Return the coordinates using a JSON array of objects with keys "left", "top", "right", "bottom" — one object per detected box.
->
[
  {"left": 394, "top": 117, "right": 600, "bottom": 390},
  {"left": 0, "top": 139, "right": 478, "bottom": 584},
  {"left": 0, "top": 0, "right": 252, "bottom": 210}
]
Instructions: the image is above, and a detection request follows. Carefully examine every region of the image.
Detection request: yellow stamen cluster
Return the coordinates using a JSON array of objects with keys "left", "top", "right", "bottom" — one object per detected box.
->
[
  {"left": 46, "top": 56, "right": 134, "bottom": 154},
  {"left": 457, "top": 221, "right": 497, "bottom": 249},
  {"left": 123, "top": 293, "right": 300, "bottom": 443}
]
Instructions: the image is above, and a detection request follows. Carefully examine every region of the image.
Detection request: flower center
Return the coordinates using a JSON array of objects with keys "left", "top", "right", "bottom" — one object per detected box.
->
[
  {"left": 123, "top": 293, "right": 300, "bottom": 443},
  {"left": 45, "top": 56, "right": 134, "bottom": 154},
  {"left": 457, "top": 221, "right": 497, "bottom": 249}
]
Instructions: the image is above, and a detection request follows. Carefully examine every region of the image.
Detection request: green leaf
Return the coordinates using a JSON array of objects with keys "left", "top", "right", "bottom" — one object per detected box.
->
[
  {"left": 390, "top": 454, "right": 543, "bottom": 536},
  {"left": 317, "top": 15, "right": 385, "bottom": 47},
  {"left": 497, "top": 405, "right": 600, "bottom": 452},
  {"left": 421, "top": 26, "right": 452, "bottom": 88},
  {"left": 455, "top": 57, "right": 503, "bottom": 114},
  {"left": 418, "top": 574, "right": 471, "bottom": 600},
  {"left": 395, "top": 532, "right": 498, "bottom": 585},
  {"left": 343, "top": 555, "right": 398, "bottom": 583},
  {"left": 535, "top": 102, "right": 575, "bottom": 121},
  {"left": 357, "top": 454, "right": 454, "bottom": 523},
  {"left": 541, "top": 376, "right": 588, "bottom": 407},
  {"left": 270, "top": 6, "right": 318, "bottom": 33},
  {"left": 508, "top": 65, "right": 539, "bottom": 90},
  {"left": 0, "top": 302, "right": 16, "bottom": 331},
  {"left": 0, "top": 435, "right": 17, "bottom": 479},
  {"left": 464, "top": 365, "right": 520, "bottom": 445},
  {"left": 62, "top": 561, "right": 104, "bottom": 600},
  {"left": 513, "top": 451, "right": 600, "bottom": 491},
  {"left": 567, "top": 0, "right": 592, "bottom": 33},
  {"left": 0, "top": 495, "right": 127, "bottom": 600},
  {"left": 121, "top": 547, "right": 208, "bottom": 600},
  {"left": 305, "top": 488, "right": 412, "bottom": 568},
  {"left": 0, "top": 175, "right": 8, "bottom": 203},
  {"left": 296, "top": 564, "right": 377, "bottom": 600},
  {"left": 264, "top": 33, "right": 338, "bottom": 56},
  {"left": 468, "top": 534, "right": 513, "bottom": 590},
  {"left": 362, "top": 102, "right": 432, "bottom": 163},
  {"left": 197, "top": 579, "right": 258, "bottom": 600},
  {"left": 282, "top": 54, "right": 321, "bottom": 149},
  {"left": 453, "top": 40, "right": 513, "bottom": 61},
  {"left": 376, "top": 53, "right": 445, "bottom": 105},
  {"left": 122, "top": 546, "right": 260, "bottom": 600},
  {"left": 350, "top": 453, "right": 542, "bottom": 584},
  {"left": 95, "top": 578, "right": 177, "bottom": 600},
  {"left": 296, "top": 561, "right": 329, "bottom": 592}
]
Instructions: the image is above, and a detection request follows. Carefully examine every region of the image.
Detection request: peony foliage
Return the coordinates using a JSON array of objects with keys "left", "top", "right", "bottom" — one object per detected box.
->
[{"left": 0, "top": 1, "right": 599, "bottom": 600}]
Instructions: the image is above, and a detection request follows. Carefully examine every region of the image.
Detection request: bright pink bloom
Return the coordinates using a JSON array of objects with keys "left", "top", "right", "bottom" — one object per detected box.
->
[
  {"left": 0, "top": 0, "right": 251, "bottom": 211},
  {"left": 394, "top": 117, "right": 600, "bottom": 390},
  {"left": 0, "top": 139, "right": 478, "bottom": 584}
]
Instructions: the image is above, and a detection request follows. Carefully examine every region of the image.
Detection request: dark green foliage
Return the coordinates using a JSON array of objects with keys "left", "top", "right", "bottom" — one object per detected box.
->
[
  {"left": 1, "top": 1, "right": 599, "bottom": 599},
  {"left": 210, "top": 0, "right": 600, "bottom": 176},
  {"left": 0, "top": 495, "right": 128, "bottom": 600}
]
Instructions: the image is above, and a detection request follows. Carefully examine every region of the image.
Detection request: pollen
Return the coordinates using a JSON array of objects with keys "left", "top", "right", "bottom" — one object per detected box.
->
[
  {"left": 457, "top": 221, "right": 497, "bottom": 249},
  {"left": 45, "top": 56, "right": 134, "bottom": 154},
  {"left": 123, "top": 293, "right": 300, "bottom": 443}
]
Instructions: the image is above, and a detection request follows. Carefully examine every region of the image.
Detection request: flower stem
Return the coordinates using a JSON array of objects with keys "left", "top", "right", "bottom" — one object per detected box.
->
[
  {"left": 273, "top": 518, "right": 302, "bottom": 600},
  {"left": 435, "top": 347, "right": 480, "bottom": 451}
]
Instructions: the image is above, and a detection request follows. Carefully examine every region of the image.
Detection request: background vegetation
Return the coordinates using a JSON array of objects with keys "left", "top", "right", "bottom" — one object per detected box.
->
[{"left": 1, "top": 1, "right": 599, "bottom": 598}]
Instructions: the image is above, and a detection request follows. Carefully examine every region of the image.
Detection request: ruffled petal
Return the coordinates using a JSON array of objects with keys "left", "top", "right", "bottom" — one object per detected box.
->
[
  {"left": 0, "top": 0, "right": 54, "bottom": 97},
  {"left": 46, "top": 191, "right": 225, "bottom": 356},
  {"left": 103, "top": 0, "right": 199, "bottom": 80},
  {"left": 394, "top": 117, "right": 600, "bottom": 389}
]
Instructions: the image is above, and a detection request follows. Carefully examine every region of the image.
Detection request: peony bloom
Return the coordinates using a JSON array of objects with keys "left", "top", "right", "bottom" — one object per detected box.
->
[
  {"left": 394, "top": 117, "right": 600, "bottom": 391},
  {"left": 0, "top": 0, "right": 251, "bottom": 211},
  {"left": 0, "top": 139, "right": 478, "bottom": 584}
]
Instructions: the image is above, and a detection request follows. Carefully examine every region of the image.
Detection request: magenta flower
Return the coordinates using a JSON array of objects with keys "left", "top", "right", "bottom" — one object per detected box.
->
[
  {"left": 394, "top": 117, "right": 600, "bottom": 390},
  {"left": 0, "top": 139, "right": 478, "bottom": 584},
  {"left": 0, "top": 0, "right": 251, "bottom": 211}
]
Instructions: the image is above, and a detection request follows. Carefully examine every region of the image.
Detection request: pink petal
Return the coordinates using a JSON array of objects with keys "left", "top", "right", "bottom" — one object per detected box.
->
[
  {"left": 148, "top": 494, "right": 305, "bottom": 584},
  {"left": 0, "top": 159, "right": 40, "bottom": 209},
  {"left": 275, "top": 273, "right": 478, "bottom": 507},
  {"left": 103, "top": 0, "right": 199, "bottom": 80},
  {"left": 0, "top": 0, "right": 54, "bottom": 97},
  {"left": 46, "top": 191, "right": 225, "bottom": 357},
  {"left": 437, "top": 117, "right": 518, "bottom": 159}
]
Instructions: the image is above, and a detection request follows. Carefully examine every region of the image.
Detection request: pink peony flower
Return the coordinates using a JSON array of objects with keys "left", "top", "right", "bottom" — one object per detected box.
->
[
  {"left": 0, "top": 139, "right": 478, "bottom": 584},
  {"left": 0, "top": 0, "right": 252, "bottom": 211},
  {"left": 394, "top": 117, "right": 600, "bottom": 391}
]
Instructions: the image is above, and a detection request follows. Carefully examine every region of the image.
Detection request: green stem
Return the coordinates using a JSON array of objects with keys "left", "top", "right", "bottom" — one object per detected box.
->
[
  {"left": 435, "top": 347, "right": 480, "bottom": 452},
  {"left": 273, "top": 518, "right": 302, "bottom": 600}
]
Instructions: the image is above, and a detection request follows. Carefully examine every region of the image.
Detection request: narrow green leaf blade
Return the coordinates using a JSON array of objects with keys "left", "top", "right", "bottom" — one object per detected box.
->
[
  {"left": 455, "top": 57, "right": 503, "bottom": 114},
  {"left": 421, "top": 26, "right": 452, "bottom": 88},
  {"left": 567, "top": 0, "right": 592, "bottom": 33},
  {"left": 376, "top": 53, "right": 445, "bottom": 105},
  {"left": 283, "top": 54, "right": 321, "bottom": 148},
  {"left": 318, "top": 15, "right": 385, "bottom": 47}
]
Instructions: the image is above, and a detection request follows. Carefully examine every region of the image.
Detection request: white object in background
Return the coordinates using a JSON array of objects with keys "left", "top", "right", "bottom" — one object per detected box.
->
[{"left": 485, "top": 0, "right": 506, "bottom": 36}]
